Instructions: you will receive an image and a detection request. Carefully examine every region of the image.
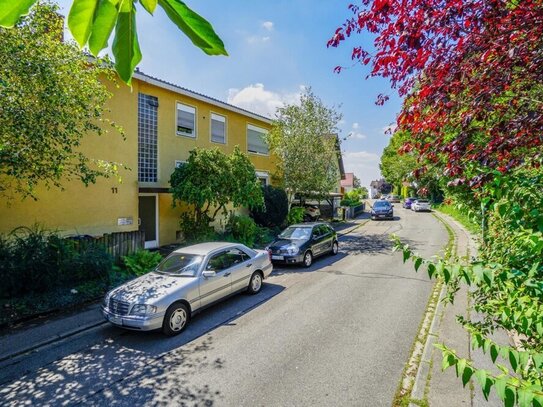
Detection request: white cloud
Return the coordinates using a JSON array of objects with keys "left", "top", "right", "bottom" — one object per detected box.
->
[
  {"left": 342, "top": 150, "right": 382, "bottom": 189},
  {"left": 262, "top": 21, "right": 274, "bottom": 31},
  {"left": 347, "top": 122, "right": 366, "bottom": 140},
  {"left": 247, "top": 35, "right": 271, "bottom": 44},
  {"left": 227, "top": 84, "right": 301, "bottom": 117}
]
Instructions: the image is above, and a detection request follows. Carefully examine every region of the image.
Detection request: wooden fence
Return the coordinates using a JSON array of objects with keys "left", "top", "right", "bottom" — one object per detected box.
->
[{"left": 68, "top": 230, "right": 145, "bottom": 262}]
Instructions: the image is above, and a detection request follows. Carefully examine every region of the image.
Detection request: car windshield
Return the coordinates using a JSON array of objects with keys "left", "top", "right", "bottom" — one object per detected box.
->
[
  {"left": 278, "top": 226, "right": 312, "bottom": 240},
  {"left": 417, "top": 199, "right": 429, "bottom": 203},
  {"left": 373, "top": 201, "right": 391, "bottom": 208},
  {"left": 156, "top": 253, "right": 203, "bottom": 277}
]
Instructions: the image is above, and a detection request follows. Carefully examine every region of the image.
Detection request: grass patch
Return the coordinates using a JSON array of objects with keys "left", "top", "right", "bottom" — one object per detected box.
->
[
  {"left": 434, "top": 204, "right": 480, "bottom": 235},
  {"left": 392, "top": 212, "right": 456, "bottom": 407}
]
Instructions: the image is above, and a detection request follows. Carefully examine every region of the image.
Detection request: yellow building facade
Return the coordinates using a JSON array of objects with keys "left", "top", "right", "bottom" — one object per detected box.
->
[{"left": 0, "top": 71, "right": 276, "bottom": 248}]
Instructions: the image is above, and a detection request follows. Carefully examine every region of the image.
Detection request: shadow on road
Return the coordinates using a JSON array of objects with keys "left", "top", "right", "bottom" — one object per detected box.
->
[{"left": 0, "top": 283, "right": 284, "bottom": 406}]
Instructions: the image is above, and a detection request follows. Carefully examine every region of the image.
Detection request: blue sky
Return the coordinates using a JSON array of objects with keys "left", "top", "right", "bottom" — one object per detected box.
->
[{"left": 56, "top": 0, "right": 401, "bottom": 188}]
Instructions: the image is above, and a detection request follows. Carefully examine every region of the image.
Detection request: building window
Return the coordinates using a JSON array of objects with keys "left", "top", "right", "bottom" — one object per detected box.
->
[
  {"left": 176, "top": 103, "right": 196, "bottom": 137},
  {"left": 138, "top": 93, "right": 158, "bottom": 183},
  {"left": 175, "top": 160, "right": 186, "bottom": 168},
  {"left": 256, "top": 171, "right": 269, "bottom": 186},
  {"left": 210, "top": 113, "right": 226, "bottom": 144},
  {"left": 247, "top": 124, "right": 268, "bottom": 155}
]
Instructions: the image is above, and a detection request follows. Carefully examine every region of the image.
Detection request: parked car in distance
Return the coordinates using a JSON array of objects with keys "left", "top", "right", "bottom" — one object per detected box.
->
[
  {"left": 267, "top": 222, "right": 338, "bottom": 267},
  {"left": 412, "top": 199, "right": 431, "bottom": 212},
  {"left": 303, "top": 204, "right": 321, "bottom": 221},
  {"left": 291, "top": 203, "right": 321, "bottom": 221},
  {"left": 102, "top": 242, "right": 273, "bottom": 336},
  {"left": 403, "top": 197, "right": 418, "bottom": 209},
  {"left": 371, "top": 200, "right": 394, "bottom": 220},
  {"left": 387, "top": 195, "right": 401, "bottom": 203}
]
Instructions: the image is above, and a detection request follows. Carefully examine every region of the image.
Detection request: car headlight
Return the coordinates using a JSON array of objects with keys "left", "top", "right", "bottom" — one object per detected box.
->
[
  {"left": 284, "top": 244, "right": 299, "bottom": 255},
  {"left": 103, "top": 292, "right": 112, "bottom": 308},
  {"left": 130, "top": 304, "right": 158, "bottom": 316}
]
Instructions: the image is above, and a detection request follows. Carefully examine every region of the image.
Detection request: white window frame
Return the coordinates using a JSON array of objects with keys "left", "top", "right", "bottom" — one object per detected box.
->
[
  {"left": 175, "top": 160, "right": 186, "bottom": 168},
  {"left": 176, "top": 102, "right": 197, "bottom": 138},
  {"left": 256, "top": 170, "right": 269, "bottom": 186},
  {"left": 210, "top": 112, "right": 227, "bottom": 144},
  {"left": 247, "top": 124, "right": 269, "bottom": 156}
]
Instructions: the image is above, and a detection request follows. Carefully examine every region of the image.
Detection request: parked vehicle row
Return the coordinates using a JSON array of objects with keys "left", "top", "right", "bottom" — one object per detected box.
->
[
  {"left": 370, "top": 196, "right": 432, "bottom": 220},
  {"left": 102, "top": 222, "right": 339, "bottom": 336}
]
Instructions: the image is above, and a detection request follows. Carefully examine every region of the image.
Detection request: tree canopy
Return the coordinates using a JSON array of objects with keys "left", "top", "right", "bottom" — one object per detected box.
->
[
  {"left": 0, "top": 1, "right": 119, "bottom": 199},
  {"left": 169, "top": 147, "right": 263, "bottom": 238},
  {"left": 266, "top": 89, "right": 343, "bottom": 207},
  {"left": 0, "top": 0, "right": 227, "bottom": 84},
  {"left": 330, "top": 0, "right": 543, "bottom": 185}
]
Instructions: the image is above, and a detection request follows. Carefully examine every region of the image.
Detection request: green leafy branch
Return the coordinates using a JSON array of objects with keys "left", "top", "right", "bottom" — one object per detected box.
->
[
  {"left": 0, "top": 0, "right": 227, "bottom": 84},
  {"left": 437, "top": 343, "right": 543, "bottom": 406}
]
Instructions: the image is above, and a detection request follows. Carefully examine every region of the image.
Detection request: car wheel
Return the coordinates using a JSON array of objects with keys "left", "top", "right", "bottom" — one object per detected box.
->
[
  {"left": 247, "top": 271, "right": 263, "bottom": 295},
  {"left": 303, "top": 251, "right": 313, "bottom": 268},
  {"left": 163, "top": 302, "right": 189, "bottom": 336},
  {"left": 331, "top": 241, "right": 339, "bottom": 255}
]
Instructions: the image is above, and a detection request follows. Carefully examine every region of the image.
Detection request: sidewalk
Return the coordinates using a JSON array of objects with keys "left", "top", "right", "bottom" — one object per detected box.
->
[
  {"left": 0, "top": 302, "right": 105, "bottom": 364},
  {"left": 410, "top": 213, "right": 509, "bottom": 406}
]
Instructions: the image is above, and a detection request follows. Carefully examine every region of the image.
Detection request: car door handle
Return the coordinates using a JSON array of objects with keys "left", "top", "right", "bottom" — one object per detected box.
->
[
  {"left": 224, "top": 272, "right": 231, "bottom": 277},
  {"left": 245, "top": 264, "right": 253, "bottom": 268}
]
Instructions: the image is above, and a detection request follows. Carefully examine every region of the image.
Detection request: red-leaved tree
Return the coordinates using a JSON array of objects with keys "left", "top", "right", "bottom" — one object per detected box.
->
[{"left": 329, "top": 0, "right": 543, "bottom": 186}]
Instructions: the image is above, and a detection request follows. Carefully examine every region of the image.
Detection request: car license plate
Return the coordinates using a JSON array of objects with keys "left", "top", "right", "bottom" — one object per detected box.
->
[
  {"left": 108, "top": 314, "right": 123, "bottom": 325},
  {"left": 272, "top": 255, "right": 284, "bottom": 260}
]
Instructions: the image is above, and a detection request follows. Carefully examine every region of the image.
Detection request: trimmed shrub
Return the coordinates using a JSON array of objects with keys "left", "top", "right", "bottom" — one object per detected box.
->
[{"left": 251, "top": 185, "right": 289, "bottom": 228}]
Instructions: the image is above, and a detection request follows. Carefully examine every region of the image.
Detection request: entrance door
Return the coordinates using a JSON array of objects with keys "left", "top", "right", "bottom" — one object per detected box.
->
[{"left": 139, "top": 195, "right": 158, "bottom": 249}]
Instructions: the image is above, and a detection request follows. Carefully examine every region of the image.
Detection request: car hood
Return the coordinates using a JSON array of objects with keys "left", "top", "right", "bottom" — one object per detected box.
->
[
  {"left": 110, "top": 272, "right": 192, "bottom": 304},
  {"left": 269, "top": 238, "right": 305, "bottom": 250},
  {"left": 372, "top": 207, "right": 392, "bottom": 213}
]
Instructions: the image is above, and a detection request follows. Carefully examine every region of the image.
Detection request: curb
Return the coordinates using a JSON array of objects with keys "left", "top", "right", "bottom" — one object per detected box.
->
[
  {"left": 336, "top": 219, "right": 369, "bottom": 237},
  {"left": 0, "top": 319, "right": 107, "bottom": 365}
]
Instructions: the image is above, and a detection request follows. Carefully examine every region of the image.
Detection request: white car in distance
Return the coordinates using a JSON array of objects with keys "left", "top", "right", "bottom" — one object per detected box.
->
[{"left": 411, "top": 199, "right": 432, "bottom": 212}]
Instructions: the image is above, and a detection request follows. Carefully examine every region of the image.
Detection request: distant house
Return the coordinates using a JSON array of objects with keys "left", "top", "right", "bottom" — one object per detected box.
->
[
  {"left": 369, "top": 178, "right": 392, "bottom": 198},
  {"left": 341, "top": 172, "right": 355, "bottom": 193}
]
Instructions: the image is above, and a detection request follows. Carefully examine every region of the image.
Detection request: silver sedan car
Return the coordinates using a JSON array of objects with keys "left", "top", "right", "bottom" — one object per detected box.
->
[{"left": 102, "top": 242, "right": 273, "bottom": 336}]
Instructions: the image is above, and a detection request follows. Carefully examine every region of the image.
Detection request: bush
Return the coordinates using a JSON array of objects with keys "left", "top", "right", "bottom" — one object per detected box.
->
[
  {"left": 227, "top": 215, "right": 258, "bottom": 247},
  {"left": 251, "top": 185, "right": 289, "bottom": 228},
  {"left": 287, "top": 207, "right": 305, "bottom": 225},
  {"left": 123, "top": 250, "right": 163, "bottom": 276},
  {"left": 0, "top": 226, "right": 112, "bottom": 299},
  {"left": 179, "top": 212, "right": 216, "bottom": 242}
]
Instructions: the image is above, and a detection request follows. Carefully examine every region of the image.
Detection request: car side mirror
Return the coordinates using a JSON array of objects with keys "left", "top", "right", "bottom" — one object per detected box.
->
[{"left": 202, "top": 270, "right": 216, "bottom": 278}]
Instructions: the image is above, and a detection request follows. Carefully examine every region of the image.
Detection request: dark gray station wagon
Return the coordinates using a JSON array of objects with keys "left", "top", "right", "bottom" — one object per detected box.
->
[{"left": 267, "top": 222, "right": 339, "bottom": 267}]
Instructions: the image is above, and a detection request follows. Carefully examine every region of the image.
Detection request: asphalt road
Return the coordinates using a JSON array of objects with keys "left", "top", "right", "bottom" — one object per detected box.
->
[{"left": 0, "top": 207, "right": 448, "bottom": 407}]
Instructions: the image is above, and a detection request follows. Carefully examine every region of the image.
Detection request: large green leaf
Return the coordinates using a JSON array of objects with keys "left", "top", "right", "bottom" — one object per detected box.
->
[
  {"left": 68, "top": 0, "right": 100, "bottom": 47},
  {"left": 112, "top": 6, "right": 141, "bottom": 85},
  {"left": 140, "top": 0, "right": 157, "bottom": 14},
  {"left": 0, "top": 0, "right": 37, "bottom": 27},
  {"left": 158, "top": 0, "right": 227, "bottom": 56},
  {"left": 88, "top": 0, "right": 119, "bottom": 55}
]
